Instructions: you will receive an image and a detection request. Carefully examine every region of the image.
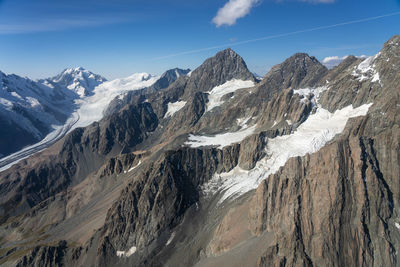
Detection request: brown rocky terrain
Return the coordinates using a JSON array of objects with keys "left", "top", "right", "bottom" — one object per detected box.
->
[{"left": 0, "top": 35, "right": 399, "bottom": 267}]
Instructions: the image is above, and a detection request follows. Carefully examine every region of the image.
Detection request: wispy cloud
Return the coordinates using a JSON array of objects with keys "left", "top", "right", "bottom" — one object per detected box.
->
[
  {"left": 212, "top": 0, "right": 261, "bottom": 27},
  {"left": 155, "top": 11, "right": 400, "bottom": 60},
  {"left": 0, "top": 16, "right": 131, "bottom": 34}
]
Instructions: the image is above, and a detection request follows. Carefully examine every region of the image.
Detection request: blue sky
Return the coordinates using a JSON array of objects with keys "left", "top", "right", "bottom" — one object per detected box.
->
[{"left": 0, "top": 0, "right": 399, "bottom": 79}]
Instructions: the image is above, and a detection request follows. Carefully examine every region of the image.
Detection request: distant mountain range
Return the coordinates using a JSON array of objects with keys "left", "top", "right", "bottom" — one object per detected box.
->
[{"left": 0, "top": 67, "right": 189, "bottom": 161}]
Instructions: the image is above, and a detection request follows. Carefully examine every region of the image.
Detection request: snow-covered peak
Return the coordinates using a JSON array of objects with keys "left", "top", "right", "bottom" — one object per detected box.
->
[
  {"left": 99, "top": 72, "right": 157, "bottom": 92},
  {"left": 50, "top": 67, "right": 107, "bottom": 97},
  {"left": 72, "top": 72, "right": 159, "bottom": 129}
]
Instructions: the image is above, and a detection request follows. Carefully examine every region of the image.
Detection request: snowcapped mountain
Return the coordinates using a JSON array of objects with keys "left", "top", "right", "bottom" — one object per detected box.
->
[
  {"left": 45, "top": 67, "right": 107, "bottom": 97},
  {"left": 73, "top": 72, "right": 159, "bottom": 129},
  {"left": 0, "top": 69, "right": 163, "bottom": 167},
  {"left": 0, "top": 67, "right": 109, "bottom": 159},
  {"left": 1, "top": 36, "right": 400, "bottom": 267},
  {"left": 0, "top": 70, "right": 74, "bottom": 157}
]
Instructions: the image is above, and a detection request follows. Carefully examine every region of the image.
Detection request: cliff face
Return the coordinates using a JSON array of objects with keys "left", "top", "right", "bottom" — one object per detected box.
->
[
  {"left": 249, "top": 131, "right": 399, "bottom": 266},
  {"left": 247, "top": 36, "right": 400, "bottom": 267},
  {"left": 1, "top": 36, "right": 400, "bottom": 267}
]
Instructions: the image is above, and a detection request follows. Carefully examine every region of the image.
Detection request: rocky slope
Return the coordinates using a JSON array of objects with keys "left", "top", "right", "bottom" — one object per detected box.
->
[{"left": 0, "top": 35, "right": 399, "bottom": 267}]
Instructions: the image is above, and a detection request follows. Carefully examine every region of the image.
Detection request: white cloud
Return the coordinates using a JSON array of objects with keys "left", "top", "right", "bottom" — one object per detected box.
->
[
  {"left": 212, "top": 0, "right": 260, "bottom": 27},
  {"left": 322, "top": 56, "right": 348, "bottom": 69},
  {"left": 322, "top": 55, "right": 369, "bottom": 69}
]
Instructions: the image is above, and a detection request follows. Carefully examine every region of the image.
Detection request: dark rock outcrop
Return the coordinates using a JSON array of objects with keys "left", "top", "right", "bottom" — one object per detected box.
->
[
  {"left": 16, "top": 241, "right": 68, "bottom": 267},
  {"left": 184, "top": 48, "right": 256, "bottom": 95}
]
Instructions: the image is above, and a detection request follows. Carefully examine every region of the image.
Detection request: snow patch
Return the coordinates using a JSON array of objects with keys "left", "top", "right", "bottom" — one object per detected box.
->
[
  {"left": 352, "top": 53, "right": 382, "bottom": 84},
  {"left": 372, "top": 72, "right": 381, "bottom": 83},
  {"left": 206, "top": 79, "right": 254, "bottom": 111},
  {"left": 0, "top": 97, "right": 13, "bottom": 109},
  {"left": 395, "top": 222, "right": 400, "bottom": 230},
  {"left": 293, "top": 86, "right": 328, "bottom": 107},
  {"left": 165, "top": 101, "right": 186, "bottom": 118},
  {"left": 26, "top": 97, "right": 40, "bottom": 107},
  {"left": 175, "top": 69, "right": 181, "bottom": 79},
  {"left": 186, "top": 125, "right": 257, "bottom": 149},
  {"left": 202, "top": 103, "right": 373, "bottom": 203},
  {"left": 166, "top": 232, "right": 175, "bottom": 246},
  {"left": 128, "top": 161, "right": 141, "bottom": 172},
  {"left": 236, "top": 116, "right": 252, "bottom": 127},
  {"left": 116, "top": 246, "right": 137, "bottom": 257}
]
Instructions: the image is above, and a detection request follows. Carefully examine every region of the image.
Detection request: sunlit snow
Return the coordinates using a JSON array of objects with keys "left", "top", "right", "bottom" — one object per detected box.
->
[
  {"left": 206, "top": 79, "right": 254, "bottom": 111},
  {"left": 186, "top": 125, "right": 257, "bottom": 149},
  {"left": 166, "top": 232, "right": 175, "bottom": 246},
  {"left": 73, "top": 73, "right": 158, "bottom": 129},
  {"left": 293, "top": 86, "right": 328, "bottom": 106},
  {"left": 127, "top": 161, "right": 141, "bottom": 173},
  {"left": 352, "top": 53, "right": 382, "bottom": 84},
  {"left": 0, "top": 72, "right": 158, "bottom": 171},
  {"left": 164, "top": 101, "right": 187, "bottom": 118},
  {"left": 202, "top": 102, "right": 372, "bottom": 203},
  {"left": 116, "top": 246, "right": 137, "bottom": 257}
]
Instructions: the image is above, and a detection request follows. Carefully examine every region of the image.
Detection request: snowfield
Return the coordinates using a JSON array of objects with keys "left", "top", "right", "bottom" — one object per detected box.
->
[
  {"left": 206, "top": 79, "right": 254, "bottom": 111},
  {"left": 186, "top": 125, "right": 257, "bottom": 149},
  {"left": 116, "top": 246, "right": 137, "bottom": 257},
  {"left": 73, "top": 73, "right": 158, "bottom": 129},
  {"left": 201, "top": 102, "right": 373, "bottom": 203},
  {"left": 164, "top": 101, "right": 187, "bottom": 118}
]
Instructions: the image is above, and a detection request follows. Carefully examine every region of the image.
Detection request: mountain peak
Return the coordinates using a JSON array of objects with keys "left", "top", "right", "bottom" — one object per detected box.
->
[
  {"left": 384, "top": 35, "right": 400, "bottom": 48},
  {"left": 260, "top": 52, "right": 327, "bottom": 90},
  {"left": 150, "top": 68, "right": 191, "bottom": 91},
  {"left": 51, "top": 67, "right": 107, "bottom": 97},
  {"left": 185, "top": 48, "right": 255, "bottom": 94}
]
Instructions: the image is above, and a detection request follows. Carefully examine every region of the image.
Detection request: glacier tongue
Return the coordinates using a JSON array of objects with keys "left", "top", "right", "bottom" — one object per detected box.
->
[
  {"left": 203, "top": 103, "right": 373, "bottom": 203},
  {"left": 186, "top": 125, "right": 257, "bottom": 149}
]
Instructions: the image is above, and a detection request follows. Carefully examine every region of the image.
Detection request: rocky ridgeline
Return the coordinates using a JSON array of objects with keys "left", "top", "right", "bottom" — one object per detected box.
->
[{"left": 0, "top": 35, "right": 399, "bottom": 266}]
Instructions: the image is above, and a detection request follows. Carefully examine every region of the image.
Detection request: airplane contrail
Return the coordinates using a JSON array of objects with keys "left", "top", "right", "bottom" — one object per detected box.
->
[{"left": 153, "top": 11, "right": 400, "bottom": 60}]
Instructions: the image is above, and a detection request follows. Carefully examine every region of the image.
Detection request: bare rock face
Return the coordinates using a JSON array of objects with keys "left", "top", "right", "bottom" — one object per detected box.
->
[
  {"left": 96, "top": 144, "right": 241, "bottom": 265},
  {"left": 248, "top": 110, "right": 400, "bottom": 266},
  {"left": 238, "top": 132, "right": 267, "bottom": 170},
  {"left": 320, "top": 35, "right": 400, "bottom": 112},
  {"left": 16, "top": 241, "right": 68, "bottom": 267},
  {"left": 258, "top": 53, "right": 327, "bottom": 94},
  {"left": 0, "top": 101, "right": 158, "bottom": 222},
  {"left": 185, "top": 48, "right": 256, "bottom": 95}
]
